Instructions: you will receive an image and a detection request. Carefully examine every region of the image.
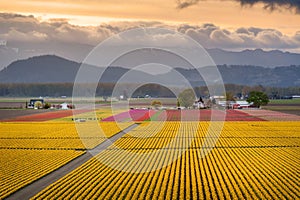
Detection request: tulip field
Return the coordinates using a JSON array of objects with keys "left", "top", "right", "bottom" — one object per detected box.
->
[
  {"left": 30, "top": 121, "right": 300, "bottom": 199},
  {"left": 0, "top": 107, "right": 299, "bottom": 199},
  {"left": 0, "top": 108, "right": 134, "bottom": 199},
  {"left": 101, "top": 109, "right": 266, "bottom": 122},
  {"left": 0, "top": 149, "right": 83, "bottom": 198}
]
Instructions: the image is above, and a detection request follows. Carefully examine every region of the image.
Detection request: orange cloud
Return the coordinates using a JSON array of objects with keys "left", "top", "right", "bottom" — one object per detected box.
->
[{"left": 1, "top": 0, "right": 300, "bottom": 35}]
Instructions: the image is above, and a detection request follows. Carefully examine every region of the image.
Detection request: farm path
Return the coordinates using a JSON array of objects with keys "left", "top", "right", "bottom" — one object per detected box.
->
[{"left": 5, "top": 123, "right": 139, "bottom": 200}]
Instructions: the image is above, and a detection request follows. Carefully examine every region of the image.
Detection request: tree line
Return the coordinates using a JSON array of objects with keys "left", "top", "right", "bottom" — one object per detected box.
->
[{"left": 0, "top": 83, "right": 299, "bottom": 98}]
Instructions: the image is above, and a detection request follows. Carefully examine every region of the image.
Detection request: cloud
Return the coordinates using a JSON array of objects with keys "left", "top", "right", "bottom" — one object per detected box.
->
[
  {"left": 0, "top": 13, "right": 117, "bottom": 45},
  {"left": 239, "top": 0, "right": 300, "bottom": 13},
  {"left": 0, "top": 13, "right": 172, "bottom": 46},
  {"left": 0, "top": 12, "right": 300, "bottom": 70},
  {"left": 294, "top": 31, "right": 300, "bottom": 42},
  {"left": 1, "top": 13, "right": 300, "bottom": 53},
  {"left": 176, "top": 0, "right": 200, "bottom": 9},
  {"left": 0, "top": 13, "right": 178, "bottom": 67},
  {"left": 177, "top": 23, "right": 300, "bottom": 50},
  {"left": 176, "top": 0, "right": 300, "bottom": 13}
]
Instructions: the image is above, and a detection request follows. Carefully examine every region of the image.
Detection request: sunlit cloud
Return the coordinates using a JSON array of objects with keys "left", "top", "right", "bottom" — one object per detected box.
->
[{"left": 1, "top": 13, "right": 300, "bottom": 52}]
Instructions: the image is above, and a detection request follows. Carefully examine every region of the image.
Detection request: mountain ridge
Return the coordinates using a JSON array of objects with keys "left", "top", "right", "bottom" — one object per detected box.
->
[
  {"left": 0, "top": 55, "right": 299, "bottom": 87},
  {"left": 206, "top": 48, "right": 300, "bottom": 67},
  {"left": 1, "top": 47, "right": 300, "bottom": 70}
]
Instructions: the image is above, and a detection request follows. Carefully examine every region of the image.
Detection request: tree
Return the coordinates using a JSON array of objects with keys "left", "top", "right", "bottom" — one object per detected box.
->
[
  {"left": 176, "top": 98, "right": 180, "bottom": 107},
  {"left": 247, "top": 91, "right": 269, "bottom": 108},
  {"left": 225, "top": 92, "right": 235, "bottom": 109},
  {"left": 43, "top": 102, "right": 51, "bottom": 109},
  {"left": 151, "top": 100, "right": 162, "bottom": 109},
  {"left": 225, "top": 92, "right": 235, "bottom": 101},
  {"left": 34, "top": 101, "right": 43, "bottom": 109},
  {"left": 178, "top": 89, "right": 196, "bottom": 108}
]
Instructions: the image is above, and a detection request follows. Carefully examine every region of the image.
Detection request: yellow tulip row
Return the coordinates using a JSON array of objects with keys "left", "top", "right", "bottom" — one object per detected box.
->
[
  {"left": 0, "top": 122, "right": 134, "bottom": 149},
  {"left": 32, "top": 148, "right": 299, "bottom": 199},
  {"left": 114, "top": 122, "right": 299, "bottom": 150},
  {"left": 32, "top": 121, "right": 300, "bottom": 199},
  {"left": 0, "top": 138, "right": 106, "bottom": 149},
  {"left": 0, "top": 121, "right": 134, "bottom": 198},
  {"left": 49, "top": 108, "right": 127, "bottom": 122},
  {"left": 0, "top": 149, "right": 83, "bottom": 199},
  {"left": 113, "top": 136, "right": 299, "bottom": 150}
]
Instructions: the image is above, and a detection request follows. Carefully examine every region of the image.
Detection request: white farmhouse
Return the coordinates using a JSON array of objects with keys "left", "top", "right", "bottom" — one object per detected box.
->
[{"left": 60, "top": 102, "right": 69, "bottom": 110}]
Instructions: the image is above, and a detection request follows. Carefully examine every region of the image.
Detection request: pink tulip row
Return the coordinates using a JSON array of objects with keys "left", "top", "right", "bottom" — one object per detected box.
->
[{"left": 239, "top": 109, "right": 300, "bottom": 121}]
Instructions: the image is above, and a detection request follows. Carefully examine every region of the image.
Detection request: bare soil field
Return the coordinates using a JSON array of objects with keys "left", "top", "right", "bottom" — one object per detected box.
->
[
  {"left": 0, "top": 102, "right": 26, "bottom": 109},
  {"left": 262, "top": 104, "right": 300, "bottom": 116}
]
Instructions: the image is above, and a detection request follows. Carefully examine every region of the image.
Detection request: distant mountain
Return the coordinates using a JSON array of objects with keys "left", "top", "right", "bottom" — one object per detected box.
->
[
  {"left": 0, "top": 55, "right": 80, "bottom": 83},
  {"left": 0, "top": 55, "right": 158, "bottom": 84},
  {"left": 207, "top": 48, "right": 300, "bottom": 67},
  {"left": 173, "top": 65, "right": 300, "bottom": 87},
  {"left": 0, "top": 55, "right": 299, "bottom": 87},
  {"left": 0, "top": 41, "right": 93, "bottom": 71},
  {"left": 1, "top": 47, "right": 300, "bottom": 70},
  {"left": 211, "top": 65, "right": 300, "bottom": 87}
]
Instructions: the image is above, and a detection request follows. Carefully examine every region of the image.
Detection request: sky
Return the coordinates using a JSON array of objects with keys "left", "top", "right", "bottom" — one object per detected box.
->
[
  {"left": 0, "top": 0, "right": 300, "bottom": 68},
  {"left": 1, "top": 0, "right": 300, "bottom": 33}
]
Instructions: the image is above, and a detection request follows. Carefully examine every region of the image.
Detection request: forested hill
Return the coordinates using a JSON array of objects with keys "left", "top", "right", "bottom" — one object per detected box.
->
[{"left": 0, "top": 55, "right": 299, "bottom": 87}]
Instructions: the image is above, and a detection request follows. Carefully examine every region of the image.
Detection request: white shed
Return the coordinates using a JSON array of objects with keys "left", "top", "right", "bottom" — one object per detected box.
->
[{"left": 60, "top": 102, "right": 69, "bottom": 110}]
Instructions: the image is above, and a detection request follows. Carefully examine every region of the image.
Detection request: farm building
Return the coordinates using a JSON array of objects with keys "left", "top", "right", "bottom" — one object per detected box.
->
[
  {"left": 28, "top": 99, "right": 44, "bottom": 109},
  {"left": 60, "top": 103, "right": 69, "bottom": 110},
  {"left": 220, "top": 101, "right": 254, "bottom": 109},
  {"left": 193, "top": 97, "right": 205, "bottom": 109},
  {"left": 292, "top": 95, "right": 300, "bottom": 99},
  {"left": 235, "top": 101, "right": 254, "bottom": 109}
]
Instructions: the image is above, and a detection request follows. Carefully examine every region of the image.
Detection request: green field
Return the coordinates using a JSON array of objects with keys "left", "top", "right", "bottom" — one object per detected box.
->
[
  {"left": 269, "top": 98, "right": 300, "bottom": 104},
  {"left": 262, "top": 99, "right": 300, "bottom": 116}
]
